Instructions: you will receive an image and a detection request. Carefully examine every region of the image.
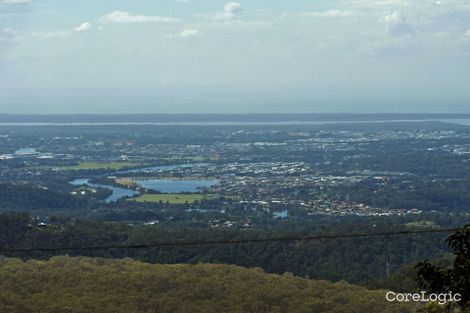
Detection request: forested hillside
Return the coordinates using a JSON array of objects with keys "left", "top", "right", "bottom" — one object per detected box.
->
[
  {"left": 0, "top": 256, "right": 417, "bottom": 313},
  {"left": 0, "top": 213, "right": 455, "bottom": 285}
]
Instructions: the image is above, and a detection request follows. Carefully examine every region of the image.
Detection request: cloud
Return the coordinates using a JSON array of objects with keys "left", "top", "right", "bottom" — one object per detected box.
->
[
  {"left": 31, "top": 31, "right": 67, "bottom": 39},
  {"left": 102, "top": 11, "right": 180, "bottom": 23},
  {"left": 165, "top": 29, "right": 203, "bottom": 38},
  {"left": 179, "top": 29, "right": 202, "bottom": 37},
  {"left": 465, "top": 30, "right": 470, "bottom": 37},
  {"left": 382, "top": 12, "right": 415, "bottom": 36},
  {"left": 0, "top": 0, "right": 32, "bottom": 14},
  {"left": 294, "top": 10, "right": 354, "bottom": 18},
  {"left": 0, "top": 0, "right": 31, "bottom": 5},
  {"left": 0, "top": 28, "right": 23, "bottom": 45},
  {"left": 224, "top": 2, "right": 241, "bottom": 15},
  {"left": 0, "top": 28, "right": 13, "bottom": 45},
  {"left": 203, "top": 2, "right": 242, "bottom": 21},
  {"left": 355, "top": 0, "right": 409, "bottom": 8},
  {"left": 75, "top": 22, "right": 93, "bottom": 32}
]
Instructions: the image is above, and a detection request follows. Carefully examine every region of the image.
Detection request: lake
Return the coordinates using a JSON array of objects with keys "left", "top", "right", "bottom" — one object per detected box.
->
[
  {"left": 15, "top": 148, "right": 38, "bottom": 155},
  {"left": 273, "top": 211, "right": 289, "bottom": 218},
  {"left": 69, "top": 177, "right": 218, "bottom": 202}
]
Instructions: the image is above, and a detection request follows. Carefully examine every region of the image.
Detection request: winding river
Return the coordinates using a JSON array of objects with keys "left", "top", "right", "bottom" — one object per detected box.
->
[{"left": 69, "top": 164, "right": 218, "bottom": 203}]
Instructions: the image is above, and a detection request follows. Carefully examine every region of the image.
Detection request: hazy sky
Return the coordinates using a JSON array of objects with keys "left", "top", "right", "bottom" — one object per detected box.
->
[{"left": 1, "top": 0, "right": 469, "bottom": 113}]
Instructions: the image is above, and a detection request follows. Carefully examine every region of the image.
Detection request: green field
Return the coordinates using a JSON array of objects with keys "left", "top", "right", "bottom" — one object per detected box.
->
[
  {"left": 59, "top": 162, "right": 143, "bottom": 170},
  {"left": 133, "top": 193, "right": 218, "bottom": 204},
  {"left": 404, "top": 221, "right": 437, "bottom": 228}
]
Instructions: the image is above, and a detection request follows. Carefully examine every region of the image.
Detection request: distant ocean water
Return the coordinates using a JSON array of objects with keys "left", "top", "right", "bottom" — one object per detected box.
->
[
  {"left": 440, "top": 119, "right": 470, "bottom": 126},
  {"left": 0, "top": 119, "right": 469, "bottom": 126}
]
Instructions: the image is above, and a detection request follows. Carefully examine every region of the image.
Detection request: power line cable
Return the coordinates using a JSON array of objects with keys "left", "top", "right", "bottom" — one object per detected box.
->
[{"left": 0, "top": 227, "right": 463, "bottom": 254}]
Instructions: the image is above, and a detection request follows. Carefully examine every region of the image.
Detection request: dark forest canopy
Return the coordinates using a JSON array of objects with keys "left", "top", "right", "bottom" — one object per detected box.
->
[{"left": 0, "top": 213, "right": 460, "bottom": 287}]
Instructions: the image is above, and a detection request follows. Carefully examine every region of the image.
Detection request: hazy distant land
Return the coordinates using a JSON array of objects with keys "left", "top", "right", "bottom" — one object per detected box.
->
[{"left": 1, "top": 113, "right": 470, "bottom": 124}]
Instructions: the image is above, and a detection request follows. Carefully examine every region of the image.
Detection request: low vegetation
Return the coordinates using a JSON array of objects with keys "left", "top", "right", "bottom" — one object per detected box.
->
[{"left": 0, "top": 256, "right": 417, "bottom": 313}]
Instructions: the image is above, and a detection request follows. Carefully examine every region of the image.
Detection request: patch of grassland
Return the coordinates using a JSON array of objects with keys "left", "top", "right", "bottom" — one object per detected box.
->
[
  {"left": 115, "top": 178, "right": 139, "bottom": 188},
  {"left": 404, "top": 221, "right": 437, "bottom": 228}
]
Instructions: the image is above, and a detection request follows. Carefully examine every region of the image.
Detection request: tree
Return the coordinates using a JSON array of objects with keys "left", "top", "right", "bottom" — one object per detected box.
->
[{"left": 416, "top": 225, "right": 470, "bottom": 312}]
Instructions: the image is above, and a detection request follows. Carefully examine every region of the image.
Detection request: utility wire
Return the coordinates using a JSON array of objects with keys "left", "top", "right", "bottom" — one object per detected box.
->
[{"left": 0, "top": 227, "right": 464, "bottom": 254}]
